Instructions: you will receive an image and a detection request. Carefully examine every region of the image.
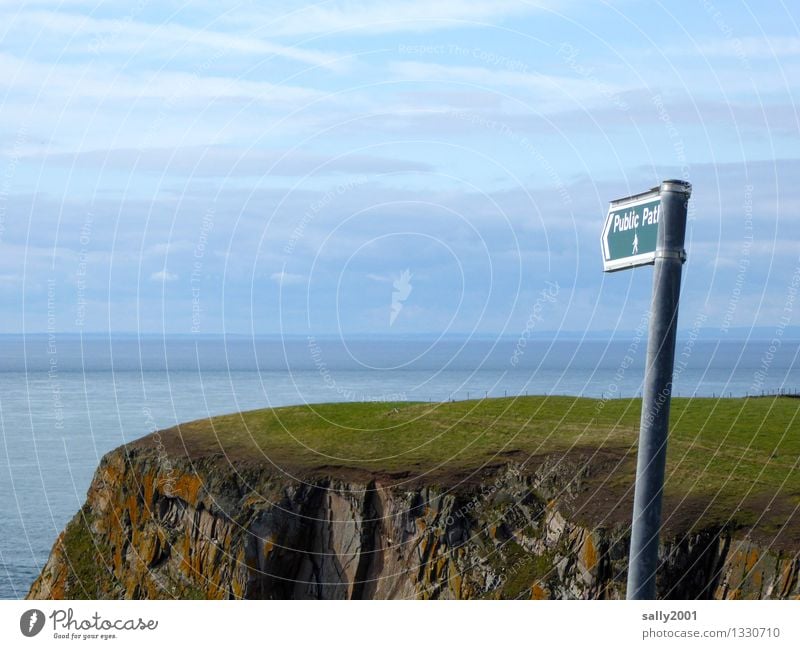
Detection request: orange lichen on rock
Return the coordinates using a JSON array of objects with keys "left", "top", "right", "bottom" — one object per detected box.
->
[
  {"left": 582, "top": 534, "right": 598, "bottom": 572},
  {"left": 168, "top": 473, "right": 204, "bottom": 505},
  {"left": 745, "top": 548, "right": 760, "bottom": 573}
]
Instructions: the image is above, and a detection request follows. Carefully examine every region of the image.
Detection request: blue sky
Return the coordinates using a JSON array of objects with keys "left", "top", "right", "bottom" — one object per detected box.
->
[{"left": 0, "top": 0, "right": 798, "bottom": 337}]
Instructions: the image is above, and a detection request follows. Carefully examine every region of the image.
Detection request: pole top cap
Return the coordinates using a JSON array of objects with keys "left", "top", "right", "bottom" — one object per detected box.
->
[{"left": 661, "top": 179, "right": 692, "bottom": 195}]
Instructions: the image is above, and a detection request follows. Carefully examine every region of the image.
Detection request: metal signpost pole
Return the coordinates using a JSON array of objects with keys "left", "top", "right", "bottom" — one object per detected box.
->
[{"left": 626, "top": 179, "right": 692, "bottom": 599}]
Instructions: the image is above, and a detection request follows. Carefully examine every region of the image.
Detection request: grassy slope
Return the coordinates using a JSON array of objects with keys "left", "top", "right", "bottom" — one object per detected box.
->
[{"left": 141, "top": 395, "right": 800, "bottom": 546}]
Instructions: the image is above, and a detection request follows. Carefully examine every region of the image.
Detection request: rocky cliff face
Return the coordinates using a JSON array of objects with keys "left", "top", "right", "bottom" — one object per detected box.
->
[{"left": 28, "top": 441, "right": 800, "bottom": 600}]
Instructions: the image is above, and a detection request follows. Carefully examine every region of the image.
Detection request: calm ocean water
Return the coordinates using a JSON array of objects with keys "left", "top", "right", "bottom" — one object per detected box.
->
[{"left": 1, "top": 334, "right": 798, "bottom": 598}]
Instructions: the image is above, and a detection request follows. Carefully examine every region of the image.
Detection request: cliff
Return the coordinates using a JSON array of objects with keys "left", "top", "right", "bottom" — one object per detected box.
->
[{"left": 28, "top": 397, "right": 800, "bottom": 599}]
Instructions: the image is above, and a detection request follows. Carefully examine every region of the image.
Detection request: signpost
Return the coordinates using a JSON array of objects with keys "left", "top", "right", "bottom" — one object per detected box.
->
[
  {"left": 601, "top": 179, "right": 692, "bottom": 599},
  {"left": 601, "top": 187, "right": 664, "bottom": 272}
]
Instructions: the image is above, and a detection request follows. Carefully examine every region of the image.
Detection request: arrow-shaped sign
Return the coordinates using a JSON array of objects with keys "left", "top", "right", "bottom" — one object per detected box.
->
[{"left": 600, "top": 187, "right": 661, "bottom": 272}]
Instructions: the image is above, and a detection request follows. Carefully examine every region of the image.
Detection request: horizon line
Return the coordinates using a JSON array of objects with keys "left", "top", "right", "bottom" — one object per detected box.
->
[{"left": 2, "top": 329, "right": 798, "bottom": 340}]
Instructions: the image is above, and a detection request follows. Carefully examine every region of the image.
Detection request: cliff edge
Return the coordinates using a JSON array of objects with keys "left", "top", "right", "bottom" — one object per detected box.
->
[{"left": 28, "top": 397, "right": 800, "bottom": 599}]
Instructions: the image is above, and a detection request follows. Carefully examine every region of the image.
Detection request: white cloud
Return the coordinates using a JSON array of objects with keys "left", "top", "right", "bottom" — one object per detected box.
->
[
  {"left": 32, "top": 144, "right": 435, "bottom": 176},
  {"left": 0, "top": 52, "right": 324, "bottom": 106},
  {"left": 0, "top": 274, "right": 25, "bottom": 288},
  {"left": 150, "top": 270, "right": 179, "bottom": 282},
  {"left": 0, "top": 50, "right": 328, "bottom": 153},
  {"left": 390, "top": 61, "right": 630, "bottom": 108},
  {"left": 232, "top": 0, "right": 551, "bottom": 36},
  {"left": 270, "top": 271, "right": 305, "bottom": 285},
  {"left": 676, "top": 36, "right": 800, "bottom": 60},
  {"left": 145, "top": 241, "right": 195, "bottom": 256},
  {"left": 15, "top": 10, "right": 346, "bottom": 70}
]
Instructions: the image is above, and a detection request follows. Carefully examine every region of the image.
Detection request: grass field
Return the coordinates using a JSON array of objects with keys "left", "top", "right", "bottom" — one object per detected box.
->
[{"left": 144, "top": 395, "right": 800, "bottom": 543}]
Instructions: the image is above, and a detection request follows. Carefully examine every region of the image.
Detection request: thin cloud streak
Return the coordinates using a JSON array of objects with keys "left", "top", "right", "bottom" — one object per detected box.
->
[
  {"left": 25, "top": 145, "right": 437, "bottom": 177},
  {"left": 228, "top": 0, "right": 553, "bottom": 36},
  {"left": 15, "top": 9, "right": 347, "bottom": 70}
]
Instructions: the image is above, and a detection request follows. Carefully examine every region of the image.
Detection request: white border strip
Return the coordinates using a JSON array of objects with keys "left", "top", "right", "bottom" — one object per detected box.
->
[{"left": 1, "top": 600, "right": 797, "bottom": 649}]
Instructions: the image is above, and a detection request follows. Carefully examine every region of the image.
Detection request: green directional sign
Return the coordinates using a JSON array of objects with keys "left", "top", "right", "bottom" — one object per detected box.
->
[{"left": 601, "top": 188, "right": 662, "bottom": 272}]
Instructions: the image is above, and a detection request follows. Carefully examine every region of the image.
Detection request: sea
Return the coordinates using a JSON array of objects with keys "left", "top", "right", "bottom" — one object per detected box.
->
[{"left": 1, "top": 333, "right": 799, "bottom": 598}]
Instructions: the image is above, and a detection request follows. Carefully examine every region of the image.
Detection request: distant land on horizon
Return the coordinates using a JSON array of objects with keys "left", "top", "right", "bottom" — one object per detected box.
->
[{"left": 3, "top": 326, "right": 800, "bottom": 341}]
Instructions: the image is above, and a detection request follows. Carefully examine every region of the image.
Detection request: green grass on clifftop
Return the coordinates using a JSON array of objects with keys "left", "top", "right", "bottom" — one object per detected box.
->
[{"left": 144, "top": 396, "right": 800, "bottom": 517}]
